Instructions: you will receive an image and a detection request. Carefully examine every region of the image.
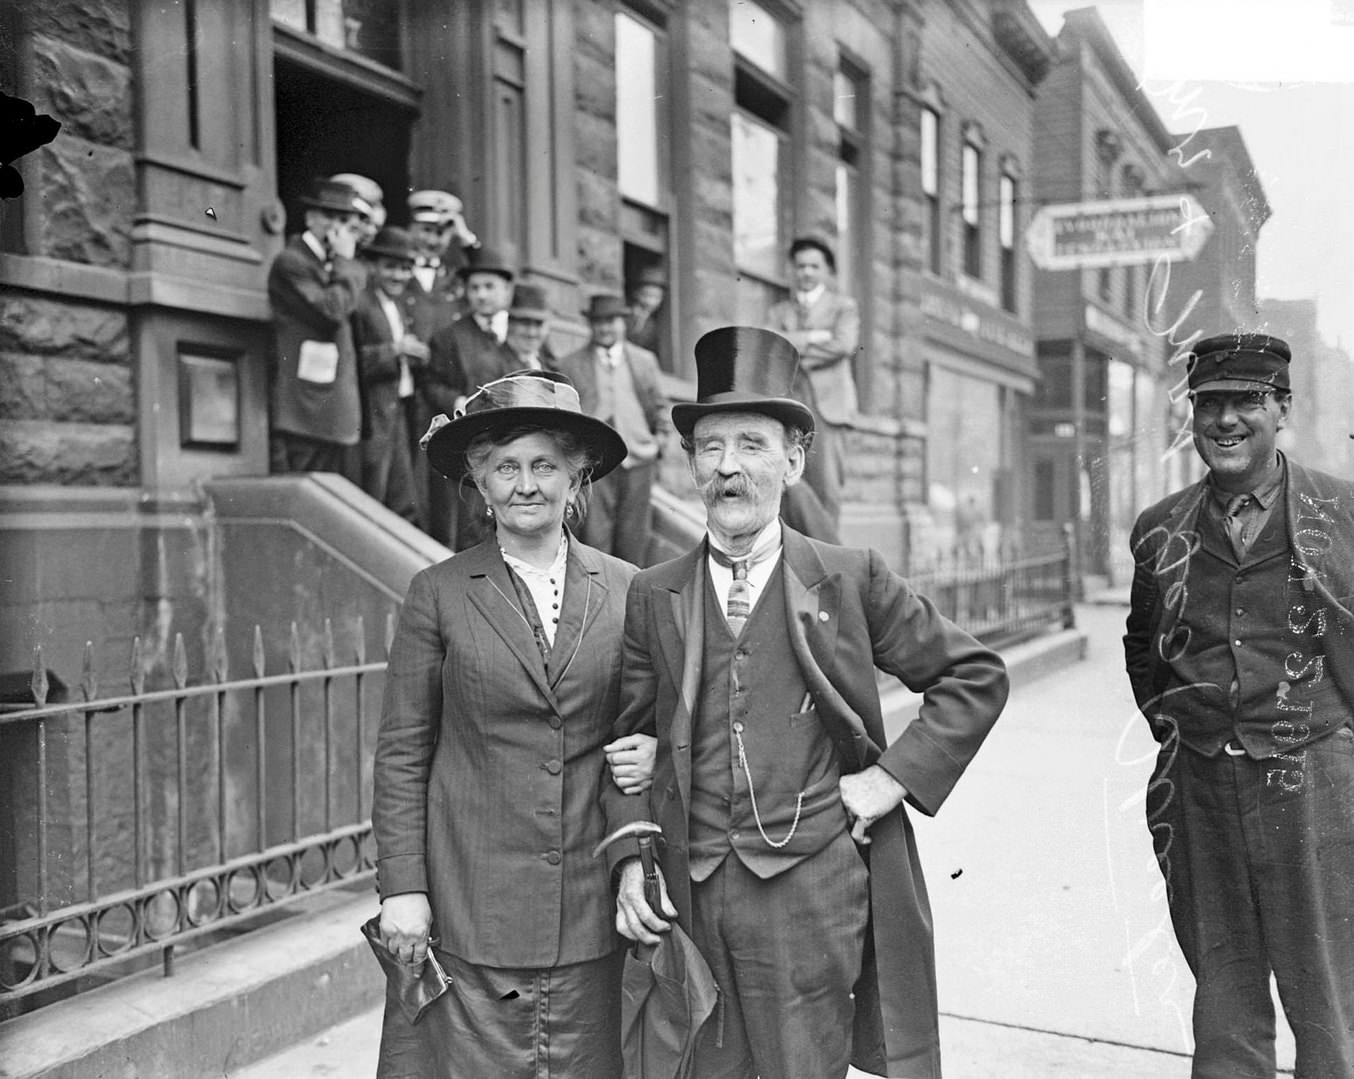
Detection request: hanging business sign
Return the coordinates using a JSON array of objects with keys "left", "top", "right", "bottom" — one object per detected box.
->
[{"left": 1025, "top": 193, "right": 1213, "bottom": 270}]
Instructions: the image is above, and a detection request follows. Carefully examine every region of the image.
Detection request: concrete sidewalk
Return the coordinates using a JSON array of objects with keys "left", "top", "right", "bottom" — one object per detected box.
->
[{"left": 232, "top": 1003, "right": 1199, "bottom": 1078}]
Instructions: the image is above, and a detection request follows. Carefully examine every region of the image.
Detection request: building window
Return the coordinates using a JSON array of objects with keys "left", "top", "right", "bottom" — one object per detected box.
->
[
  {"left": 1120, "top": 164, "right": 1142, "bottom": 318},
  {"left": 731, "top": 0, "right": 794, "bottom": 323},
  {"left": 961, "top": 138, "right": 982, "bottom": 279},
  {"left": 271, "top": 0, "right": 402, "bottom": 69},
  {"left": 921, "top": 105, "right": 941, "bottom": 274},
  {"left": 616, "top": 10, "right": 665, "bottom": 209},
  {"left": 1094, "top": 129, "right": 1120, "bottom": 304},
  {"left": 834, "top": 59, "right": 867, "bottom": 304},
  {"left": 999, "top": 170, "right": 1018, "bottom": 313}
]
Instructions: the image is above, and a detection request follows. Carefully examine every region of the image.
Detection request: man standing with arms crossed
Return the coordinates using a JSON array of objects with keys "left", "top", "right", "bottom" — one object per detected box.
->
[
  {"left": 765, "top": 236, "right": 860, "bottom": 531},
  {"left": 1125, "top": 333, "right": 1354, "bottom": 1078},
  {"left": 600, "top": 326, "right": 1007, "bottom": 1079}
]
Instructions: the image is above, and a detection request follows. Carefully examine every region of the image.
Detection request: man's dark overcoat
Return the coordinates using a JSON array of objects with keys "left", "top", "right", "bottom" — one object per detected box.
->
[
  {"left": 267, "top": 235, "right": 365, "bottom": 445},
  {"left": 373, "top": 538, "right": 636, "bottom": 967},
  {"left": 1124, "top": 458, "right": 1354, "bottom": 723},
  {"left": 600, "top": 525, "right": 1009, "bottom": 1078}
]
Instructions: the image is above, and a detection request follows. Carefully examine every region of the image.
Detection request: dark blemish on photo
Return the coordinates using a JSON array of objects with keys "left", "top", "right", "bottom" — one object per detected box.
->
[{"left": 0, "top": 90, "right": 61, "bottom": 199}]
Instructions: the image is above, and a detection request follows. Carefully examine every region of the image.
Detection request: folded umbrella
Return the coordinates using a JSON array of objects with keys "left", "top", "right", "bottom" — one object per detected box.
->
[{"left": 594, "top": 822, "right": 719, "bottom": 1079}]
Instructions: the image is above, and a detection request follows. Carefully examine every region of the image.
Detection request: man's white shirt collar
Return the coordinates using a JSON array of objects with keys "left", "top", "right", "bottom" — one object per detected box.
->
[{"left": 796, "top": 283, "right": 826, "bottom": 308}]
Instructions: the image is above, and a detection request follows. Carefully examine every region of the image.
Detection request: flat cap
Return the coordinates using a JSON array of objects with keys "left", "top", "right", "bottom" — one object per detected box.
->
[{"left": 1186, "top": 333, "right": 1291, "bottom": 393}]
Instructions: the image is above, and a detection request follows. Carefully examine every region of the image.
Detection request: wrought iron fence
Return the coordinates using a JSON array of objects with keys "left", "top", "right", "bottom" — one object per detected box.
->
[
  {"left": 0, "top": 617, "right": 390, "bottom": 1010},
  {"left": 905, "top": 525, "right": 1077, "bottom": 645}
]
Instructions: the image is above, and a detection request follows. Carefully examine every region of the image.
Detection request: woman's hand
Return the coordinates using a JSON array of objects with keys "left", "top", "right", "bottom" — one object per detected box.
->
[
  {"left": 604, "top": 733, "right": 657, "bottom": 794},
  {"left": 380, "top": 892, "right": 433, "bottom": 965}
]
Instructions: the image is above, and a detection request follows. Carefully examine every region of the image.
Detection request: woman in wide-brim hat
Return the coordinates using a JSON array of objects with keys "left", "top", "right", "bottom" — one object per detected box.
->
[{"left": 371, "top": 370, "right": 650, "bottom": 1079}]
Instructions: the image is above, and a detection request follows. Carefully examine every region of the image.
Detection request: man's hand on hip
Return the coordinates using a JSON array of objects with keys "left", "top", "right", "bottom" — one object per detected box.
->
[{"left": 839, "top": 764, "right": 907, "bottom": 845}]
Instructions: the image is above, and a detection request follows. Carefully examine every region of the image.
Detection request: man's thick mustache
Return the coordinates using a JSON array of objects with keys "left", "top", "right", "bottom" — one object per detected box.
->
[{"left": 698, "top": 475, "right": 754, "bottom": 499}]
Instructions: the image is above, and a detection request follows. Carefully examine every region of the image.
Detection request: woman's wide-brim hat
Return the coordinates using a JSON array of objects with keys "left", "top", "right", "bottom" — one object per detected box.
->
[
  {"left": 422, "top": 370, "right": 628, "bottom": 483},
  {"left": 671, "top": 326, "right": 815, "bottom": 438}
]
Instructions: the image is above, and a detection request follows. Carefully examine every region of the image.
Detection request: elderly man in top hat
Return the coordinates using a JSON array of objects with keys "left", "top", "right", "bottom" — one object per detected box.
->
[
  {"left": 267, "top": 176, "right": 368, "bottom": 475},
  {"left": 350, "top": 225, "right": 428, "bottom": 524},
  {"left": 1125, "top": 333, "right": 1354, "bottom": 1078},
  {"left": 599, "top": 326, "right": 1008, "bottom": 1079},
  {"left": 423, "top": 245, "right": 519, "bottom": 549},
  {"left": 554, "top": 294, "right": 668, "bottom": 566}
]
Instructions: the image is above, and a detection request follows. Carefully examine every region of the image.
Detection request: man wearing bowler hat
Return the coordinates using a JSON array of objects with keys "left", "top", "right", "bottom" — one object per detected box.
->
[
  {"left": 1125, "top": 333, "right": 1354, "bottom": 1077},
  {"left": 504, "top": 283, "right": 557, "bottom": 372},
  {"left": 555, "top": 294, "right": 668, "bottom": 566},
  {"left": 424, "top": 245, "right": 519, "bottom": 548},
  {"left": 267, "top": 176, "right": 368, "bottom": 476},
  {"left": 350, "top": 225, "right": 428, "bottom": 524},
  {"left": 599, "top": 326, "right": 1008, "bottom": 1078}
]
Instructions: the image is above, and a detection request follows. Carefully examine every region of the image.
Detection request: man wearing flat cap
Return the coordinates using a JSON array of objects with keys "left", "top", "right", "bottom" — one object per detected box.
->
[
  {"left": 402, "top": 189, "right": 477, "bottom": 342},
  {"left": 1125, "top": 332, "right": 1354, "bottom": 1077},
  {"left": 599, "top": 326, "right": 1008, "bottom": 1079}
]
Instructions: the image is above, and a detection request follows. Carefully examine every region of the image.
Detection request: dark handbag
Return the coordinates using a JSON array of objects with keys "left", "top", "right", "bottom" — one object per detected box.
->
[{"left": 361, "top": 914, "right": 452, "bottom": 1024}]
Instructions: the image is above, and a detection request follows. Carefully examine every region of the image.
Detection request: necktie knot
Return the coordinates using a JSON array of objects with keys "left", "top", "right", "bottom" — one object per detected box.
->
[{"left": 731, "top": 559, "right": 749, "bottom": 582}]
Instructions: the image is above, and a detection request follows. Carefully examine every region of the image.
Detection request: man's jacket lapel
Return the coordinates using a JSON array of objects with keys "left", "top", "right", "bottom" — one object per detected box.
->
[
  {"left": 781, "top": 528, "right": 880, "bottom": 771},
  {"left": 658, "top": 547, "right": 705, "bottom": 813}
]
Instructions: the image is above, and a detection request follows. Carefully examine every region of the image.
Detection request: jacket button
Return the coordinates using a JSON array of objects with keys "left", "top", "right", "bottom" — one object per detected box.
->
[
  {"left": 548, "top": 716, "right": 562, "bottom": 729},
  {"left": 544, "top": 758, "right": 562, "bottom": 774},
  {"left": 818, "top": 611, "right": 830, "bottom": 622},
  {"left": 544, "top": 850, "right": 561, "bottom": 865}
]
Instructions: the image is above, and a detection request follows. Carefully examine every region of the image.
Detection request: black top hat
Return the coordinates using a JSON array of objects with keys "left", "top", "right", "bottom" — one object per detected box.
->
[
  {"left": 582, "top": 293, "right": 630, "bottom": 321},
  {"left": 298, "top": 178, "right": 363, "bottom": 215},
  {"left": 671, "top": 327, "right": 815, "bottom": 438},
  {"left": 422, "top": 370, "right": 627, "bottom": 482},
  {"left": 456, "top": 245, "right": 515, "bottom": 281},
  {"left": 508, "top": 283, "right": 550, "bottom": 321},
  {"left": 1186, "top": 332, "right": 1292, "bottom": 393},
  {"left": 364, "top": 226, "right": 416, "bottom": 262}
]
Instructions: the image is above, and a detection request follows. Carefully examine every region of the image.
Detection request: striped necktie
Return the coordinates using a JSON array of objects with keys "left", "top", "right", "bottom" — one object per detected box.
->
[{"left": 726, "top": 559, "right": 751, "bottom": 636}]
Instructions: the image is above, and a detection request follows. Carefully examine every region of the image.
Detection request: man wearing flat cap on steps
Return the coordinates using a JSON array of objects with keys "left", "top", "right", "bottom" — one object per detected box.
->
[
  {"left": 1125, "top": 332, "right": 1354, "bottom": 1078},
  {"left": 598, "top": 326, "right": 1008, "bottom": 1079}
]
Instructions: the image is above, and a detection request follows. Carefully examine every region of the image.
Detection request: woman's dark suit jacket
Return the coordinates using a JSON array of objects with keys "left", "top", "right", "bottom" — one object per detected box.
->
[{"left": 373, "top": 537, "right": 636, "bottom": 968}]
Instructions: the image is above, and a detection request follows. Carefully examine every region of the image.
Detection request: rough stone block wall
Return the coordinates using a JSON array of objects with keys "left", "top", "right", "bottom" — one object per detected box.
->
[
  {"left": 3, "top": 0, "right": 138, "bottom": 486},
  {"left": 0, "top": 294, "right": 136, "bottom": 484}
]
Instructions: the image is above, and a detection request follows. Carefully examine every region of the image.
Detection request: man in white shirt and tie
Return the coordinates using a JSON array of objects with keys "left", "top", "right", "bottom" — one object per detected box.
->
[
  {"left": 555, "top": 294, "right": 668, "bottom": 565},
  {"left": 351, "top": 226, "right": 427, "bottom": 523},
  {"left": 765, "top": 237, "right": 861, "bottom": 531}
]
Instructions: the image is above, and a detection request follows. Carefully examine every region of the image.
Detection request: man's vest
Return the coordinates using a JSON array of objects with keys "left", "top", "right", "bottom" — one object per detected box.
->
[
  {"left": 1162, "top": 497, "right": 1353, "bottom": 756},
  {"left": 687, "top": 564, "right": 847, "bottom": 879}
]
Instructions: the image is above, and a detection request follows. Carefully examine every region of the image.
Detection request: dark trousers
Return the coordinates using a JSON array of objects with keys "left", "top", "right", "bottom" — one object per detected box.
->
[
  {"left": 579, "top": 459, "right": 655, "bottom": 566},
  {"left": 377, "top": 948, "right": 623, "bottom": 1079},
  {"left": 689, "top": 831, "right": 869, "bottom": 1079},
  {"left": 269, "top": 432, "right": 357, "bottom": 479},
  {"left": 361, "top": 400, "right": 421, "bottom": 525},
  {"left": 1150, "top": 728, "right": 1354, "bottom": 1078}
]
